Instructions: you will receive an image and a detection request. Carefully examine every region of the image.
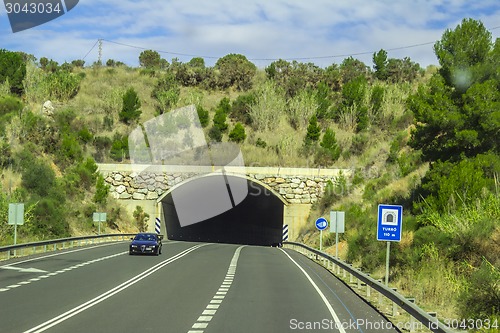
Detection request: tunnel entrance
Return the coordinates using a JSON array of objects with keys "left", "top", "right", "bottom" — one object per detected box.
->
[{"left": 160, "top": 174, "right": 285, "bottom": 246}]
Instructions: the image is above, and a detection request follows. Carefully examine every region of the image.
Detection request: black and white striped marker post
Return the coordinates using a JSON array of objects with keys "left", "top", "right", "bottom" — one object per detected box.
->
[
  {"left": 282, "top": 224, "right": 289, "bottom": 242},
  {"left": 155, "top": 218, "right": 161, "bottom": 234}
]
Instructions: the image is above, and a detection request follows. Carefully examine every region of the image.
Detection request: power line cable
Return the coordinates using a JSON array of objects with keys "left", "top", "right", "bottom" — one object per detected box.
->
[
  {"left": 82, "top": 39, "right": 99, "bottom": 60},
  {"left": 87, "top": 23, "right": 500, "bottom": 62}
]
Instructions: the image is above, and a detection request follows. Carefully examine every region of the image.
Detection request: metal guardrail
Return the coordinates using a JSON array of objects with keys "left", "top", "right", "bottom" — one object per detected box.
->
[
  {"left": 284, "top": 241, "right": 453, "bottom": 333},
  {"left": 0, "top": 234, "right": 135, "bottom": 261}
]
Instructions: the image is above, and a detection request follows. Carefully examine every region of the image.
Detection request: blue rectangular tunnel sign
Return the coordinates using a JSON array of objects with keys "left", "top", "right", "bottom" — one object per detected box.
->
[{"left": 377, "top": 204, "right": 403, "bottom": 242}]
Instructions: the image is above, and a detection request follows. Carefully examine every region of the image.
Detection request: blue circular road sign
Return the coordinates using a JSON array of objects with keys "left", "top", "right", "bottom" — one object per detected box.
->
[{"left": 315, "top": 217, "right": 328, "bottom": 231}]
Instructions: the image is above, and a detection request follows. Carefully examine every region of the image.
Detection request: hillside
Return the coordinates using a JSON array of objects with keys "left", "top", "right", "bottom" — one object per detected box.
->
[{"left": 0, "top": 18, "right": 498, "bottom": 328}]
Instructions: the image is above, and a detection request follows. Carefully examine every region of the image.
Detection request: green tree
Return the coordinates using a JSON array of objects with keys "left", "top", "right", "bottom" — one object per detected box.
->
[
  {"left": 373, "top": 49, "right": 388, "bottom": 80},
  {"left": 71, "top": 59, "right": 85, "bottom": 68},
  {"left": 315, "top": 82, "right": 333, "bottom": 119},
  {"left": 434, "top": 18, "right": 492, "bottom": 91},
  {"left": 386, "top": 57, "right": 421, "bottom": 83},
  {"left": 229, "top": 123, "right": 246, "bottom": 143},
  {"left": 213, "top": 109, "right": 228, "bottom": 132},
  {"left": 94, "top": 174, "right": 110, "bottom": 205},
  {"left": 119, "top": 88, "right": 141, "bottom": 124},
  {"left": 139, "top": 50, "right": 162, "bottom": 69},
  {"left": 304, "top": 115, "right": 321, "bottom": 145},
  {"left": 339, "top": 56, "right": 370, "bottom": 84},
  {"left": 215, "top": 54, "right": 256, "bottom": 91},
  {"left": 319, "top": 128, "right": 341, "bottom": 161},
  {"left": 0, "top": 49, "right": 26, "bottom": 95}
]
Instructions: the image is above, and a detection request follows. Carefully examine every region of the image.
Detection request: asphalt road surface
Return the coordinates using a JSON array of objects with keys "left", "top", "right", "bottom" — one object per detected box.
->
[{"left": 0, "top": 241, "right": 400, "bottom": 333}]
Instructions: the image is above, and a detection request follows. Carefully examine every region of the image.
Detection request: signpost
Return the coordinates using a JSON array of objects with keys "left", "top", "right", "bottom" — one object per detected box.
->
[
  {"left": 315, "top": 217, "right": 328, "bottom": 251},
  {"left": 377, "top": 204, "right": 403, "bottom": 286},
  {"left": 8, "top": 203, "right": 24, "bottom": 256},
  {"left": 330, "top": 211, "right": 345, "bottom": 260},
  {"left": 93, "top": 212, "right": 107, "bottom": 235}
]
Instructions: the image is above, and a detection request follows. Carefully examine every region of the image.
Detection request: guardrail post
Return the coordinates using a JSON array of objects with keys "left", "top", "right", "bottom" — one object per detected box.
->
[
  {"left": 391, "top": 288, "right": 398, "bottom": 316},
  {"left": 32, "top": 246, "right": 36, "bottom": 255},
  {"left": 53, "top": 244, "right": 56, "bottom": 251},
  {"left": 427, "top": 312, "right": 438, "bottom": 328},
  {"left": 44, "top": 244, "right": 47, "bottom": 253},
  {"left": 377, "top": 279, "right": 383, "bottom": 305},
  {"left": 357, "top": 269, "right": 362, "bottom": 289},
  {"left": 366, "top": 274, "right": 371, "bottom": 297},
  {"left": 407, "top": 297, "right": 416, "bottom": 332},
  {"left": 349, "top": 265, "right": 354, "bottom": 284}
]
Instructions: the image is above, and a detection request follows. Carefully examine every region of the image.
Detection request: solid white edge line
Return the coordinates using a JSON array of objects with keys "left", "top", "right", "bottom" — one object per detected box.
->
[{"left": 279, "top": 248, "right": 347, "bottom": 333}]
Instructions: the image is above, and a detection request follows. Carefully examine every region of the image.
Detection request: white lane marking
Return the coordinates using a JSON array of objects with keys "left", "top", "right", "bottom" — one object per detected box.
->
[
  {"left": 0, "top": 266, "right": 47, "bottom": 273},
  {"left": 188, "top": 245, "right": 245, "bottom": 333},
  {"left": 192, "top": 323, "right": 208, "bottom": 329},
  {"left": 203, "top": 310, "right": 216, "bottom": 315},
  {"left": 280, "top": 249, "right": 347, "bottom": 333},
  {"left": 0, "top": 252, "right": 126, "bottom": 293},
  {"left": 3, "top": 240, "right": 179, "bottom": 267},
  {"left": 23, "top": 244, "right": 207, "bottom": 333},
  {"left": 2, "top": 242, "right": 126, "bottom": 266}
]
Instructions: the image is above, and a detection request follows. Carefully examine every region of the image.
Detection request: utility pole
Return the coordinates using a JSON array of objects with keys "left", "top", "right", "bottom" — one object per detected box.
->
[{"left": 98, "top": 39, "right": 103, "bottom": 66}]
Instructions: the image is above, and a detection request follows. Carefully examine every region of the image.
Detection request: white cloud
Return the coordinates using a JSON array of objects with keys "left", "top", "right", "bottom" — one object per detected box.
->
[{"left": 0, "top": 0, "right": 498, "bottom": 68}]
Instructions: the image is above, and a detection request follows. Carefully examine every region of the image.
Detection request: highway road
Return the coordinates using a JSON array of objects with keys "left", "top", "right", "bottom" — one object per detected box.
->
[{"left": 0, "top": 241, "right": 400, "bottom": 333}]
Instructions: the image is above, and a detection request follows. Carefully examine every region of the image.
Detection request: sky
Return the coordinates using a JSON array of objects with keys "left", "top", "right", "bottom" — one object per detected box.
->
[{"left": 0, "top": 0, "right": 499, "bottom": 69}]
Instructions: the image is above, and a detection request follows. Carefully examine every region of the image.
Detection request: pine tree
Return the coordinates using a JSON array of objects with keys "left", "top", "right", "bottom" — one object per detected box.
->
[
  {"left": 320, "top": 128, "right": 341, "bottom": 161},
  {"left": 305, "top": 115, "right": 321, "bottom": 144}
]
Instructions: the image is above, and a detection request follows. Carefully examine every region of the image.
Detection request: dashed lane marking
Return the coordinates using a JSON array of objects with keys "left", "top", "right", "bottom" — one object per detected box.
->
[
  {"left": 0, "top": 252, "right": 126, "bottom": 293},
  {"left": 187, "top": 245, "right": 245, "bottom": 333}
]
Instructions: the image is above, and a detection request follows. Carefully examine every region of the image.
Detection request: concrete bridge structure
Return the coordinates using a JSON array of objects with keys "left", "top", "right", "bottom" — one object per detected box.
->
[{"left": 97, "top": 164, "right": 351, "bottom": 244}]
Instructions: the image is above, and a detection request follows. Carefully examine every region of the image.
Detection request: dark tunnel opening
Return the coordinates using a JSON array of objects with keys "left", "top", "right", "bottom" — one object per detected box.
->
[{"left": 161, "top": 174, "right": 285, "bottom": 246}]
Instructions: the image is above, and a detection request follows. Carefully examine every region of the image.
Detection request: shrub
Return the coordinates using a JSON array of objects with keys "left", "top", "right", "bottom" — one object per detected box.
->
[
  {"left": 231, "top": 93, "right": 255, "bottom": 124},
  {"left": 133, "top": 206, "right": 149, "bottom": 232},
  {"left": 30, "top": 197, "right": 69, "bottom": 238},
  {"left": 229, "top": 123, "right": 246, "bottom": 143},
  {"left": 458, "top": 259, "right": 500, "bottom": 320},
  {"left": 255, "top": 138, "right": 267, "bottom": 148},
  {"left": 196, "top": 105, "right": 209, "bottom": 127},
  {"left": 213, "top": 109, "right": 228, "bottom": 132},
  {"left": 208, "top": 126, "right": 222, "bottom": 142},
  {"left": 110, "top": 134, "right": 129, "bottom": 161},
  {"left": 44, "top": 70, "right": 82, "bottom": 101},
  {"left": 349, "top": 133, "right": 368, "bottom": 155},
  {"left": 21, "top": 159, "right": 56, "bottom": 197},
  {"left": 151, "top": 74, "right": 179, "bottom": 114}
]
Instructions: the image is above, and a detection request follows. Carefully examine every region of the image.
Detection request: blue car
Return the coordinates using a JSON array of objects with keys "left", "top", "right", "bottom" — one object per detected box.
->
[{"left": 129, "top": 233, "right": 163, "bottom": 255}]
